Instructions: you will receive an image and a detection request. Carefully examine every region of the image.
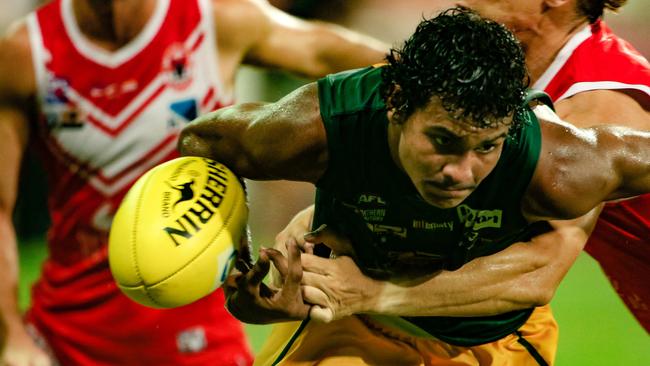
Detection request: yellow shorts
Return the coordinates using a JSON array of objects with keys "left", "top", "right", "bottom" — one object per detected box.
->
[{"left": 254, "top": 305, "right": 557, "bottom": 366}]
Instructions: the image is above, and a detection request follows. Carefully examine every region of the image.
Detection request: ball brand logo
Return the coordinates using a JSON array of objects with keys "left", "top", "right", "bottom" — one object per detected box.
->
[
  {"left": 167, "top": 180, "right": 196, "bottom": 208},
  {"left": 162, "top": 159, "right": 231, "bottom": 246}
]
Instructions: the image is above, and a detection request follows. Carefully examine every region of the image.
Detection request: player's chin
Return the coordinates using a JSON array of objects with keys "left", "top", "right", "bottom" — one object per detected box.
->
[{"left": 419, "top": 187, "right": 470, "bottom": 208}]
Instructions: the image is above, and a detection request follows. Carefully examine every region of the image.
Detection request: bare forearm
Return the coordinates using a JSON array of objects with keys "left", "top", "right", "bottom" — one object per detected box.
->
[
  {"left": 308, "top": 22, "right": 388, "bottom": 76},
  {"left": 226, "top": 0, "right": 388, "bottom": 79},
  {"left": 371, "top": 223, "right": 588, "bottom": 317},
  {"left": 0, "top": 107, "right": 28, "bottom": 328},
  {"left": 0, "top": 213, "right": 22, "bottom": 328}
]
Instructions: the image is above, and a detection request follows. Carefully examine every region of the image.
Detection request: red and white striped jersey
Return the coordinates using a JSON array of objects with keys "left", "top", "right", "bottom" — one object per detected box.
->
[
  {"left": 27, "top": 0, "right": 231, "bottom": 269},
  {"left": 534, "top": 20, "right": 650, "bottom": 333},
  {"left": 22, "top": 2, "right": 254, "bottom": 363},
  {"left": 534, "top": 20, "right": 650, "bottom": 103}
]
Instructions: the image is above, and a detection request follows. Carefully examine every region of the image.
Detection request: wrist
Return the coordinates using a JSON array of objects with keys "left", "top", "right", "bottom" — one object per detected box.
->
[
  {"left": 370, "top": 280, "right": 410, "bottom": 316},
  {"left": 358, "top": 276, "right": 387, "bottom": 315}
]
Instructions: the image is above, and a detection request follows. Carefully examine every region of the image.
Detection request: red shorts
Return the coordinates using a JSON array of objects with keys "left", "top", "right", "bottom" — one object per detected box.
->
[
  {"left": 26, "top": 254, "right": 252, "bottom": 366},
  {"left": 585, "top": 194, "right": 650, "bottom": 333}
]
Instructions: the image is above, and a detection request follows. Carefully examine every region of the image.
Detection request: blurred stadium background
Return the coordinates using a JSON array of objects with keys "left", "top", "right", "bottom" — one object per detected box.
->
[{"left": 4, "top": 0, "right": 649, "bottom": 365}]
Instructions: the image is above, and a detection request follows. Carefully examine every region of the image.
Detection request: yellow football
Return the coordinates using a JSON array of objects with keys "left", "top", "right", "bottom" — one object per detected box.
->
[{"left": 108, "top": 157, "right": 247, "bottom": 308}]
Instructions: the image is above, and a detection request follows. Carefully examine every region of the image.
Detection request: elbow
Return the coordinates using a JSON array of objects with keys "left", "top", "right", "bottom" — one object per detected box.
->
[
  {"left": 529, "top": 287, "right": 555, "bottom": 307},
  {"left": 507, "top": 283, "right": 554, "bottom": 309},
  {"left": 178, "top": 124, "right": 213, "bottom": 158},
  {"left": 507, "top": 259, "right": 557, "bottom": 308},
  {"left": 519, "top": 268, "right": 558, "bottom": 307}
]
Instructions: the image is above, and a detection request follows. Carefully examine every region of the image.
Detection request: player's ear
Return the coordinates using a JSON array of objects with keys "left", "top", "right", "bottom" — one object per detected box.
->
[
  {"left": 384, "top": 82, "right": 400, "bottom": 107},
  {"left": 385, "top": 83, "right": 402, "bottom": 124}
]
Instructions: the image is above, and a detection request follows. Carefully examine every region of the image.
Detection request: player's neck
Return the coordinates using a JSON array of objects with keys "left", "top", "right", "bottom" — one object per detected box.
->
[
  {"left": 72, "top": 0, "right": 157, "bottom": 51},
  {"left": 524, "top": 14, "right": 589, "bottom": 85}
]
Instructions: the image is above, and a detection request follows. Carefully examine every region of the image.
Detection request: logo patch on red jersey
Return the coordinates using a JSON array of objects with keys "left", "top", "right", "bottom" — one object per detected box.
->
[
  {"left": 44, "top": 75, "right": 84, "bottom": 129},
  {"left": 176, "top": 326, "right": 207, "bottom": 354},
  {"left": 162, "top": 43, "right": 194, "bottom": 90}
]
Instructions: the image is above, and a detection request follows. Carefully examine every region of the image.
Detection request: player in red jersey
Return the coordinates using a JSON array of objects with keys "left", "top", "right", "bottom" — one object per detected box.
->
[
  {"left": 0, "top": 0, "right": 387, "bottom": 365},
  {"left": 457, "top": 0, "right": 650, "bottom": 334}
]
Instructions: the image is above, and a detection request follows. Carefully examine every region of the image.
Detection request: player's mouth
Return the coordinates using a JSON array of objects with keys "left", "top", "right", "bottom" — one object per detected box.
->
[{"left": 424, "top": 181, "right": 475, "bottom": 198}]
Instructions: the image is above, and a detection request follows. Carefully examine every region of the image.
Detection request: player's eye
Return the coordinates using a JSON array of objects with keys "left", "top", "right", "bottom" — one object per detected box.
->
[
  {"left": 475, "top": 142, "right": 497, "bottom": 154},
  {"left": 431, "top": 135, "right": 452, "bottom": 147}
]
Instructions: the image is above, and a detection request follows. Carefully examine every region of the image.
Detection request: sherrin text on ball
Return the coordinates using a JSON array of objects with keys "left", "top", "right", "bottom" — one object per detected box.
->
[{"left": 108, "top": 157, "right": 248, "bottom": 308}]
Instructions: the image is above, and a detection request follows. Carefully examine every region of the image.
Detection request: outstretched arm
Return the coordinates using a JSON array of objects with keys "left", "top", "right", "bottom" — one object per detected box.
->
[
  {"left": 273, "top": 205, "right": 594, "bottom": 321},
  {"left": 294, "top": 210, "right": 596, "bottom": 322},
  {"left": 179, "top": 82, "right": 327, "bottom": 182},
  {"left": 179, "top": 82, "right": 329, "bottom": 324},
  {"left": 0, "top": 21, "right": 55, "bottom": 365},
  {"left": 213, "top": 0, "right": 389, "bottom": 82}
]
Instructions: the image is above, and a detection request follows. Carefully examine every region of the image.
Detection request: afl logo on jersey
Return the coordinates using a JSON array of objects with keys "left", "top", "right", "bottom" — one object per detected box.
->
[{"left": 162, "top": 43, "right": 194, "bottom": 90}]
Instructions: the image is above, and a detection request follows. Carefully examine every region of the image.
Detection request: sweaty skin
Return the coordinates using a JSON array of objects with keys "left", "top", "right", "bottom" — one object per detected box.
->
[
  {"left": 279, "top": 0, "right": 650, "bottom": 324},
  {"left": 179, "top": 79, "right": 650, "bottom": 323}
]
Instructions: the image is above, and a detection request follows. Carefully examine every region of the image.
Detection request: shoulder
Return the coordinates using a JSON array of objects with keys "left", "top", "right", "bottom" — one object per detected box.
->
[
  {"left": 209, "top": 0, "right": 274, "bottom": 58},
  {"left": 318, "top": 67, "right": 385, "bottom": 115},
  {"left": 0, "top": 20, "right": 36, "bottom": 100},
  {"left": 522, "top": 106, "right": 598, "bottom": 221}
]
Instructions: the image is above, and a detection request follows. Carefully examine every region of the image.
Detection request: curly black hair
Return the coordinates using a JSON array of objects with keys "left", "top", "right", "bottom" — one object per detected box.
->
[{"left": 381, "top": 7, "right": 529, "bottom": 131}]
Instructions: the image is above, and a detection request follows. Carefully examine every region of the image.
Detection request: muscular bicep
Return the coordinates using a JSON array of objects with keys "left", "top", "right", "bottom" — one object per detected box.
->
[
  {"left": 524, "top": 105, "right": 650, "bottom": 221},
  {"left": 179, "top": 82, "right": 328, "bottom": 182}
]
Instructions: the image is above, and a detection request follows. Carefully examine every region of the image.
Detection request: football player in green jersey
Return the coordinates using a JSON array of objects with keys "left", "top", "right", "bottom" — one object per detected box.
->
[{"left": 180, "top": 8, "right": 649, "bottom": 365}]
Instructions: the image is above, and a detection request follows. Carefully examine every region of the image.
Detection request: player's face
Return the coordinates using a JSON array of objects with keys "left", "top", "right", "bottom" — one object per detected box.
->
[
  {"left": 392, "top": 99, "right": 510, "bottom": 209},
  {"left": 455, "top": 0, "right": 544, "bottom": 39}
]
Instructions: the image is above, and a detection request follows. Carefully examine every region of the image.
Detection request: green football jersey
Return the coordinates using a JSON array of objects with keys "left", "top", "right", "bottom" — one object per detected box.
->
[{"left": 314, "top": 66, "right": 553, "bottom": 346}]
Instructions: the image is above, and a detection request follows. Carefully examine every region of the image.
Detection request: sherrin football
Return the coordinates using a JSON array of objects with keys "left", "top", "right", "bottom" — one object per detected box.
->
[{"left": 108, "top": 157, "right": 247, "bottom": 308}]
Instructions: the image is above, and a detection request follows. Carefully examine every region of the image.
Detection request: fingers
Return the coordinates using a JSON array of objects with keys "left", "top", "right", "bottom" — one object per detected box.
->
[
  {"left": 300, "top": 271, "right": 324, "bottom": 288},
  {"left": 304, "top": 225, "right": 355, "bottom": 257},
  {"left": 235, "top": 258, "right": 252, "bottom": 274},
  {"left": 247, "top": 249, "right": 271, "bottom": 286},
  {"left": 303, "top": 224, "right": 327, "bottom": 241},
  {"left": 236, "top": 226, "right": 255, "bottom": 271},
  {"left": 282, "top": 239, "right": 303, "bottom": 294},
  {"left": 266, "top": 247, "right": 289, "bottom": 280},
  {"left": 303, "top": 242, "right": 315, "bottom": 255},
  {"left": 222, "top": 273, "right": 241, "bottom": 293},
  {"left": 301, "top": 285, "right": 329, "bottom": 307},
  {"left": 309, "top": 305, "right": 334, "bottom": 323},
  {"left": 274, "top": 206, "right": 314, "bottom": 253}
]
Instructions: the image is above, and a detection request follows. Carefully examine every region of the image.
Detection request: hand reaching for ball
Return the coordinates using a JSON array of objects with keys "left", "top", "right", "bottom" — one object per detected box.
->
[{"left": 223, "top": 239, "right": 312, "bottom": 324}]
